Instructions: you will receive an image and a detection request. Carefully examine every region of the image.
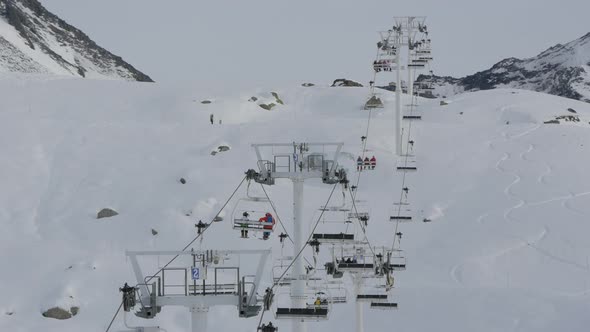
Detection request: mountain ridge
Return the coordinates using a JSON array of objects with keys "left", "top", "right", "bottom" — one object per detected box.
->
[
  {"left": 0, "top": 0, "right": 153, "bottom": 81},
  {"left": 420, "top": 32, "right": 590, "bottom": 102}
]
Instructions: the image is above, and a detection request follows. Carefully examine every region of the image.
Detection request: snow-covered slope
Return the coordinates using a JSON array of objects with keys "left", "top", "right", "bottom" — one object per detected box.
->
[
  {"left": 422, "top": 32, "right": 590, "bottom": 102},
  {"left": 0, "top": 0, "right": 152, "bottom": 81},
  {"left": 1, "top": 78, "right": 590, "bottom": 332}
]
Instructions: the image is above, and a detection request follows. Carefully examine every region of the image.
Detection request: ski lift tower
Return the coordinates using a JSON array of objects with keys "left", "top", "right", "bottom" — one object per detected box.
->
[
  {"left": 385, "top": 16, "right": 427, "bottom": 155},
  {"left": 247, "top": 142, "right": 346, "bottom": 332},
  {"left": 120, "top": 249, "right": 270, "bottom": 332}
]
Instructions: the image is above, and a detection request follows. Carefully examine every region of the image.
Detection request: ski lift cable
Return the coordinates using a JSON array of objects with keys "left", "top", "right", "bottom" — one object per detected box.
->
[
  {"left": 104, "top": 301, "right": 123, "bottom": 332},
  {"left": 391, "top": 69, "right": 420, "bottom": 251},
  {"left": 104, "top": 175, "right": 248, "bottom": 332},
  {"left": 256, "top": 182, "right": 339, "bottom": 330},
  {"left": 259, "top": 183, "right": 314, "bottom": 267},
  {"left": 348, "top": 187, "right": 377, "bottom": 258},
  {"left": 352, "top": 107, "right": 374, "bottom": 203}
]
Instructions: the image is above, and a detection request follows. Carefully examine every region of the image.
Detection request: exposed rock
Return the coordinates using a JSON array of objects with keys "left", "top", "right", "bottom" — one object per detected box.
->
[
  {"left": 5, "top": 311, "right": 14, "bottom": 316},
  {"left": 0, "top": 0, "right": 152, "bottom": 81},
  {"left": 179, "top": 178, "right": 186, "bottom": 184},
  {"left": 440, "top": 100, "right": 449, "bottom": 106},
  {"left": 556, "top": 115, "right": 580, "bottom": 122},
  {"left": 248, "top": 96, "right": 258, "bottom": 102},
  {"left": 42, "top": 307, "right": 77, "bottom": 320},
  {"left": 97, "top": 208, "right": 118, "bottom": 219},
  {"left": 259, "top": 103, "right": 276, "bottom": 111},
  {"left": 331, "top": 79, "right": 363, "bottom": 87},
  {"left": 364, "top": 95, "right": 383, "bottom": 109},
  {"left": 210, "top": 151, "right": 218, "bottom": 156},
  {"left": 218, "top": 145, "right": 230, "bottom": 152},
  {"left": 544, "top": 120, "right": 560, "bottom": 124},
  {"left": 567, "top": 108, "right": 577, "bottom": 113},
  {"left": 151, "top": 228, "right": 158, "bottom": 236},
  {"left": 201, "top": 100, "right": 212, "bottom": 104},
  {"left": 213, "top": 215, "right": 223, "bottom": 222},
  {"left": 301, "top": 83, "right": 315, "bottom": 87},
  {"left": 271, "top": 92, "right": 284, "bottom": 105}
]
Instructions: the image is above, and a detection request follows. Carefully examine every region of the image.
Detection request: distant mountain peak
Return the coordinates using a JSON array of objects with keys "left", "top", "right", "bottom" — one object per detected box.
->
[
  {"left": 0, "top": 0, "right": 153, "bottom": 81},
  {"left": 420, "top": 32, "right": 590, "bottom": 102}
]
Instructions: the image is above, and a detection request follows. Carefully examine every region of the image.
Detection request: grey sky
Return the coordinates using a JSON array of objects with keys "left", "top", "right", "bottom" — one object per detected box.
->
[{"left": 41, "top": 0, "right": 589, "bottom": 85}]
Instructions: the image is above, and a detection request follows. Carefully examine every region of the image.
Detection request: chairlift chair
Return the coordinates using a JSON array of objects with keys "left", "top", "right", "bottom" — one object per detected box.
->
[
  {"left": 403, "top": 115, "right": 422, "bottom": 120},
  {"left": 233, "top": 214, "right": 275, "bottom": 232},
  {"left": 389, "top": 249, "right": 407, "bottom": 271},
  {"left": 274, "top": 290, "right": 331, "bottom": 321},
  {"left": 357, "top": 294, "right": 388, "bottom": 303},
  {"left": 231, "top": 196, "right": 276, "bottom": 237},
  {"left": 389, "top": 215, "right": 412, "bottom": 222},
  {"left": 370, "top": 302, "right": 398, "bottom": 310}
]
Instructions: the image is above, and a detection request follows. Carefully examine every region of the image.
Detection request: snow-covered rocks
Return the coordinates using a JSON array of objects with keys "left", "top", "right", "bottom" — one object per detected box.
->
[
  {"left": 97, "top": 208, "right": 118, "bottom": 219},
  {"left": 42, "top": 306, "right": 78, "bottom": 320}
]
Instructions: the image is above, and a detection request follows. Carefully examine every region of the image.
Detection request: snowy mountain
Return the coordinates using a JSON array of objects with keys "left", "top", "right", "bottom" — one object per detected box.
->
[
  {"left": 0, "top": 0, "right": 152, "bottom": 81},
  {"left": 421, "top": 32, "right": 590, "bottom": 102},
  {"left": 1, "top": 77, "right": 590, "bottom": 332}
]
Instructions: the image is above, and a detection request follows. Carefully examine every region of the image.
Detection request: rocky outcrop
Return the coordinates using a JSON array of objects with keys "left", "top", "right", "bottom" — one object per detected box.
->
[
  {"left": 97, "top": 208, "right": 118, "bottom": 219},
  {"left": 331, "top": 79, "right": 363, "bottom": 87},
  {"left": 42, "top": 306, "right": 79, "bottom": 320}
]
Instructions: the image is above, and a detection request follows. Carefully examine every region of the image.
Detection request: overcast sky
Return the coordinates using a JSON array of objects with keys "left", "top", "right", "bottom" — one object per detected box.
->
[{"left": 41, "top": 0, "right": 589, "bottom": 86}]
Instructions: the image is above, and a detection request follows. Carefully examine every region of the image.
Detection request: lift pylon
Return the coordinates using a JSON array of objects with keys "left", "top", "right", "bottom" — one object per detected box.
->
[
  {"left": 121, "top": 249, "right": 270, "bottom": 332},
  {"left": 247, "top": 142, "right": 346, "bottom": 332}
]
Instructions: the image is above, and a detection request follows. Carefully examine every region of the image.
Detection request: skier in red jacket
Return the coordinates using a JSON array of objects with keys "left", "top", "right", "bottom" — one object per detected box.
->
[
  {"left": 370, "top": 156, "right": 377, "bottom": 170},
  {"left": 259, "top": 213, "right": 274, "bottom": 240}
]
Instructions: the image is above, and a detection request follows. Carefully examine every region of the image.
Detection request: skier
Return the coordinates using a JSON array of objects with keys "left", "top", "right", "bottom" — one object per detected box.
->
[
  {"left": 363, "top": 157, "right": 370, "bottom": 170},
  {"left": 356, "top": 156, "right": 363, "bottom": 171},
  {"left": 241, "top": 211, "right": 250, "bottom": 238},
  {"left": 210, "top": 113, "right": 214, "bottom": 125},
  {"left": 314, "top": 297, "right": 322, "bottom": 308},
  {"left": 260, "top": 212, "right": 274, "bottom": 240},
  {"left": 373, "top": 60, "right": 379, "bottom": 72},
  {"left": 370, "top": 156, "right": 377, "bottom": 170}
]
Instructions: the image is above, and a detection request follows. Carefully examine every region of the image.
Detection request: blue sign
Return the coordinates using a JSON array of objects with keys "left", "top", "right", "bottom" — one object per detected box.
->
[{"left": 191, "top": 267, "right": 200, "bottom": 280}]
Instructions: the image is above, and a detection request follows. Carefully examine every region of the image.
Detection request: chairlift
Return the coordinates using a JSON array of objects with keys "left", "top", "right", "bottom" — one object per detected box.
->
[
  {"left": 347, "top": 201, "right": 370, "bottom": 223},
  {"left": 370, "top": 302, "right": 398, "bottom": 310},
  {"left": 389, "top": 250, "right": 407, "bottom": 271},
  {"left": 312, "top": 233, "right": 355, "bottom": 244},
  {"left": 389, "top": 216, "right": 412, "bottom": 222},
  {"left": 272, "top": 258, "right": 321, "bottom": 286},
  {"left": 306, "top": 291, "right": 330, "bottom": 309},
  {"left": 357, "top": 294, "right": 388, "bottom": 302},
  {"left": 403, "top": 115, "right": 422, "bottom": 120},
  {"left": 274, "top": 290, "right": 330, "bottom": 321},
  {"left": 258, "top": 322, "right": 279, "bottom": 332},
  {"left": 275, "top": 307, "right": 328, "bottom": 320},
  {"left": 233, "top": 211, "right": 275, "bottom": 232},
  {"left": 396, "top": 166, "right": 417, "bottom": 172},
  {"left": 231, "top": 196, "right": 276, "bottom": 238}
]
